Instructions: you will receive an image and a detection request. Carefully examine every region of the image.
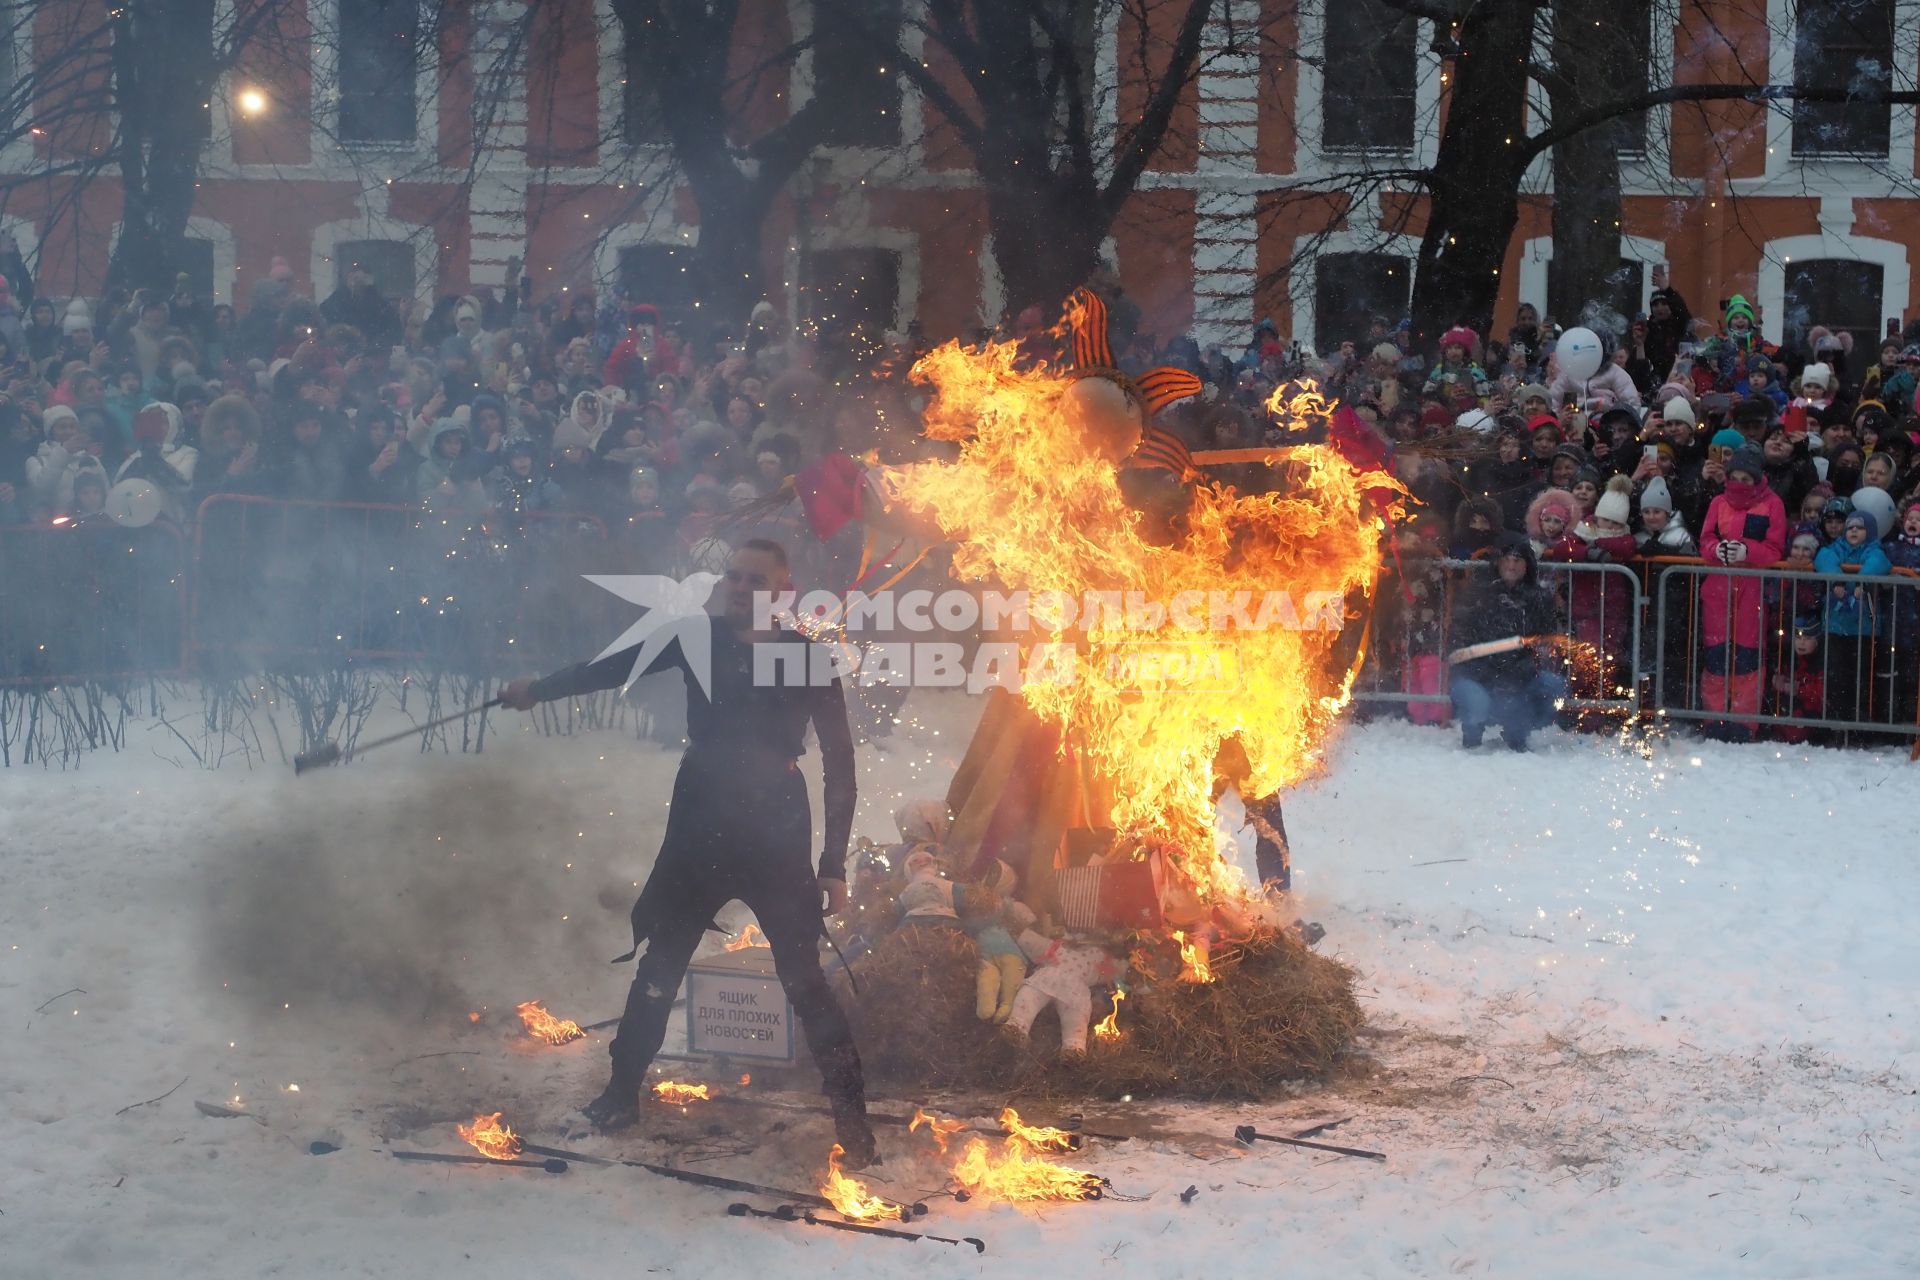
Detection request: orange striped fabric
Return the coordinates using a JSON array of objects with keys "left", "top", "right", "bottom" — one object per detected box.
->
[
  {"left": 1128, "top": 424, "right": 1193, "bottom": 478},
  {"left": 1067, "top": 287, "right": 1115, "bottom": 370},
  {"left": 1134, "top": 366, "right": 1203, "bottom": 416}
]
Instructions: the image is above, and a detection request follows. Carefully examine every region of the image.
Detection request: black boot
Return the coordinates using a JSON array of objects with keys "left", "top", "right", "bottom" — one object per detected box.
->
[
  {"left": 830, "top": 1094, "right": 879, "bottom": 1170},
  {"left": 581, "top": 1076, "right": 642, "bottom": 1132}
]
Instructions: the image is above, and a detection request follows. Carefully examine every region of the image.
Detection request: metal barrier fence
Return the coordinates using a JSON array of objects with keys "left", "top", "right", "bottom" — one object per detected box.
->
[
  {"left": 1655, "top": 562, "right": 1920, "bottom": 738},
  {"left": 1355, "top": 556, "right": 1644, "bottom": 718},
  {"left": 0, "top": 519, "right": 189, "bottom": 687},
  {"left": 190, "top": 495, "right": 619, "bottom": 675}
]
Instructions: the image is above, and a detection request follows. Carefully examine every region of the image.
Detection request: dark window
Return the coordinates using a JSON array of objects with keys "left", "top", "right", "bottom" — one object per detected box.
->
[
  {"left": 806, "top": 246, "right": 900, "bottom": 351},
  {"left": 1547, "top": 257, "right": 1645, "bottom": 333},
  {"left": 1783, "top": 258, "right": 1884, "bottom": 361},
  {"left": 335, "top": 239, "right": 415, "bottom": 301},
  {"left": 1793, "top": 0, "right": 1893, "bottom": 157},
  {"left": 1600, "top": 0, "right": 1654, "bottom": 157},
  {"left": 1322, "top": 0, "right": 1416, "bottom": 152},
  {"left": 338, "top": 0, "right": 420, "bottom": 144},
  {"left": 1314, "top": 252, "right": 1410, "bottom": 354},
  {"left": 812, "top": 0, "right": 903, "bottom": 148},
  {"left": 620, "top": 23, "right": 666, "bottom": 146},
  {"left": 617, "top": 243, "right": 699, "bottom": 326}
]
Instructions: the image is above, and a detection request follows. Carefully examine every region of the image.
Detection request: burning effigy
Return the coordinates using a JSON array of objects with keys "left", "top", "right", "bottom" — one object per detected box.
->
[{"left": 800, "top": 291, "right": 1387, "bottom": 1096}]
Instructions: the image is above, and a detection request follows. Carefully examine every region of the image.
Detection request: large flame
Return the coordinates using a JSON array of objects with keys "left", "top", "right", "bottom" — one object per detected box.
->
[
  {"left": 515, "top": 1000, "right": 584, "bottom": 1045},
  {"left": 652, "top": 1080, "right": 710, "bottom": 1104},
  {"left": 1174, "top": 930, "right": 1216, "bottom": 984},
  {"left": 951, "top": 1135, "right": 1104, "bottom": 1205},
  {"left": 998, "top": 1108, "right": 1077, "bottom": 1153},
  {"left": 822, "top": 1144, "right": 905, "bottom": 1221},
  {"left": 887, "top": 343, "right": 1388, "bottom": 905},
  {"left": 910, "top": 1107, "right": 968, "bottom": 1154},
  {"left": 457, "top": 1112, "right": 522, "bottom": 1161}
]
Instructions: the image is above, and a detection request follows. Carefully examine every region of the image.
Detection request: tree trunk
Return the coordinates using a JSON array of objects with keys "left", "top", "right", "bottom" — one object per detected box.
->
[
  {"left": 104, "top": 0, "right": 216, "bottom": 295},
  {"left": 985, "top": 175, "right": 1106, "bottom": 317},
  {"left": 684, "top": 172, "right": 773, "bottom": 333},
  {"left": 1546, "top": 0, "right": 1627, "bottom": 334},
  {"left": 1406, "top": 0, "right": 1540, "bottom": 351}
]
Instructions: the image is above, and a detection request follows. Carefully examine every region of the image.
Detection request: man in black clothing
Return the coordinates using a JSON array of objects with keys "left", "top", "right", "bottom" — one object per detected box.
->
[{"left": 499, "top": 539, "right": 876, "bottom": 1165}]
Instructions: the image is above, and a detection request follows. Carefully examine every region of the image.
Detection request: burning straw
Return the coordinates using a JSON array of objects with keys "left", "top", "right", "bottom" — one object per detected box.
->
[{"left": 840, "top": 926, "right": 1359, "bottom": 1099}]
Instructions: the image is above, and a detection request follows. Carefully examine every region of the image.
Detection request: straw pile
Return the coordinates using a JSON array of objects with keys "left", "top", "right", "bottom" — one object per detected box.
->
[{"left": 838, "top": 925, "right": 1361, "bottom": 1100}]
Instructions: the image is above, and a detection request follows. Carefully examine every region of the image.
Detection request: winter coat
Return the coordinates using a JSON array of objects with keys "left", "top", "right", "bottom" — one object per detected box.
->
[
  {"left": 1814, "top": 538, "right": 1893, "bottom": 637},
  {"left": 1762, "top": 452, "right": 1819, "bottom": 514},
  {"left": 1448, "top": 537, "right": 1562, "bottom": 690},
  {"left": 1698, "top": 481, "right": 1788, "bottom": 650},
  {"left": 1549, "top": 362, "right": 1643, "bottom": 409},
  {"left": 1636, "top": 516, "right": 1699, "bottom": 559},
  {"left": 1544, "top": 525, "right": 1638, "bottom": 651},
  {"left": 26, "top": 439, "right": 110, "bottom": 512},
  {"left": 112, "top": 403, "right": 199, "bottom": 525},
  {"left": 1884, "top": 533, "right": 1920, "bottom": 641},
  {"left": 1422, "top": 360, "right": 1490, "bottom": 407}
]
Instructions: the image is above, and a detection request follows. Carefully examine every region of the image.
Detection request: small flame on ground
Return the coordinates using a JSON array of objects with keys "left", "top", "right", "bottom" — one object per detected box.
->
[
  {"left": 951, "top": 1136, "right": 1104, "bottom": 1204},
  {"left": 1093, "top": 989, "right": 1125, "bottom": 1040},
  {"left": 1174, "top": 932, "right": 1215, "bottom": 984},
  {"left": 515, "top": 1000, "right": 584, "bottom": 1045},
  {"left": 910, "top": 1108, "right": 967, "bottom": 1154},
  {"left": 738, "top": 1073, "right": 752, "bottom": 1087},
  {"left": 723, "top": 924, "right": 769, "bottom": 952},
  {"left": 652, "top": 1080, "right": 710, "bottom": 1104},
  {"left": 822, "top": 1144, "right": 905, "bottom": 1221},
  {"left": 467, "top": 1010, "right": 481, "bottom": 1024},
  {"left": 999, "top": 1108, "right": 1076, "bottom": 1153},
  {"left": 457, "top": 1112, "right": 522, "bottom": 1160}
]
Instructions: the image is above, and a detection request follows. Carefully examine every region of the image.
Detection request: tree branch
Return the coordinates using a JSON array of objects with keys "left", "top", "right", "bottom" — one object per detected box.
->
[
  {"left": 1373, "top": 0, "right": 1471, "bottom": 22},
  {"left": 1101, "top": 0, "right": 1213, "bottom": 218}
]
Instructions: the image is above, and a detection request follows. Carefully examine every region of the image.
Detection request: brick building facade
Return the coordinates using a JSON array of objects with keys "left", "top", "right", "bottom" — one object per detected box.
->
[{"left": 2, "top": 0, "right": 1915, "bottom": 357}]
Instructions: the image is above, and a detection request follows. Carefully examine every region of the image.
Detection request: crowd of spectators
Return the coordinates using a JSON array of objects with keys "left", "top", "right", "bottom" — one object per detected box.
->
[{"left": 1, "top": 251, "right": 1917, "bottom": 738}]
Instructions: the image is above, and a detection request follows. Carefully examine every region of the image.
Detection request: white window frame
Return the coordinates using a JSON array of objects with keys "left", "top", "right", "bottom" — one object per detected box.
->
[
  {"left": 0, "top": 1, "right": 35, "bottom": 172},
  {"left": 1294, "top": 1, "right": 1439, "bottom": 173},
  {"left": 1290, "top": 196, "right": 1418, "bottom": 356},
  {"left": 1760, "top": 0, "right": 1920, "bottom": 185},
  {"left": 1523, "top": 1, "right": 1682, "bottom": 197},
  {"left": 594, "top": 216, "right": 700, "bottom": 300},
  {"left": 1516, "top": 234, "right": 1670, "bottom": 322},
  {"left": 1754, "top": 198, "right": 1909, "bottom": 346},
  {"left": 309, "top": 0, "right": 440, "bottom": 162},
  {"left": 801, "top": 224, "right": 918, "bottom": 336},
  {"left": 791, "top": 0, "right": 925, "bottom": 183},
  {"left": 312, "top": 193, "right": 438, "bottom": 307}
]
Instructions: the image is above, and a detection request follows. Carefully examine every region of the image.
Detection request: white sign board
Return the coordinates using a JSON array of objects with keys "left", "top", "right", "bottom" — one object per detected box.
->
[{"left": 684, "top": 961, "right": 796, "bottom": 1064}]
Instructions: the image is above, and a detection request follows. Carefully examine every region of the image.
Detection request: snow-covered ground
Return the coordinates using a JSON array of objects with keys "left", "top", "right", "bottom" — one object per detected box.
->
[{"left": 3, "top": 698, "right": 1916, "bottom": 1279}]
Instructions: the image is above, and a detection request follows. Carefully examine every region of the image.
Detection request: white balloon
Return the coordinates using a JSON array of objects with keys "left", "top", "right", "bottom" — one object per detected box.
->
[
  {"left": 1850, "top": 484, "right": 1896, "bottom": 542},
  {"left": 106, "top": 478, "right": 162, "bottom": 528},
  {"left": 1558, "top": 327, "right": 1605, "bottom": 382}
]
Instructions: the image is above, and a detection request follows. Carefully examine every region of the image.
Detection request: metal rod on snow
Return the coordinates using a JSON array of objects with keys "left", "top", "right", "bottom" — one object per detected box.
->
[
  {"left": 1234, "top": 1124, "right": 1385, "bottom": 1161},
  {"left": 726, "top": 1202, "right": 985, "bottom": 1253},
  {"left": 390, "top": 1149, "right": 568, "bottom": 1173},
  {"left": 292, "top": 697, "right": 503, "bottom": 774}
]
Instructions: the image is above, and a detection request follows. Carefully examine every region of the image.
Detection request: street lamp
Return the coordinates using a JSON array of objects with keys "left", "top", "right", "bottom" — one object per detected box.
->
[{"left": 237, "top": 88, "right": 267, "bottom": 117}]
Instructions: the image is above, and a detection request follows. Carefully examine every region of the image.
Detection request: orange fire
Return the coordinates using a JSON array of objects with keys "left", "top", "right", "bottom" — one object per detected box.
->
[
  {"left": 739, "top": 1073, "right": 752, "bottom": 1087},
  {"left": 951, "top": 1136, "right": 1104, "bottom": 1205},
  {"left": 910, "top": 1108, "right": 967, "bottom": 1154},
  {"left": 723, "top": 924, "right": 769, "bottom": 952},
  {"left": 887, "top": 343, "right": 1388, "bottom": 910},
  {"left": 456, "top": 1111, "right": 522, "bottom": 1160},
  {"left": 1174, "top": 931, "right": 1216, "bottom": 984},
  {"left": 652, "top": 1080, "right": 710, "bottom": 1104},
  {"left": 1092, "top": 989, "right": 1125, "bottom": 1040},
  {"left": 822, "top": 1144, "right": 905, "bottom": 1221},
  {"left": 467, "top": 1010, "right": 482, "bottom": 1024},
  {"left": 515, "top": 1000, "right": 584, "bottom": 1045},
  {"left": 999, "top": 1108, "right": 1076, "bottom": 1153}
]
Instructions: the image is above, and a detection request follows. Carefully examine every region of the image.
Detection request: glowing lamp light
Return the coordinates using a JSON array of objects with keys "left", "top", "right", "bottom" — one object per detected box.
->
[{"left": 237, "top": 88, "right": 268, "bottom": 117}]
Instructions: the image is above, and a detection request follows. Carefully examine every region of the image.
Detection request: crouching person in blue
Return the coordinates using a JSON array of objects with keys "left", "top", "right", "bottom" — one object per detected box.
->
[{"left": 1447, "top": 533, "right": 1568, "bottom": 750}]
